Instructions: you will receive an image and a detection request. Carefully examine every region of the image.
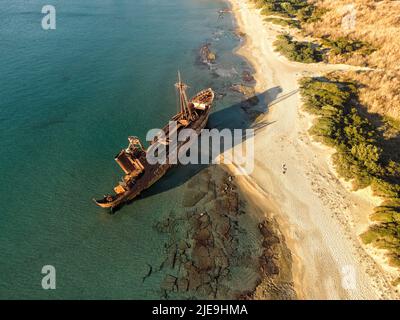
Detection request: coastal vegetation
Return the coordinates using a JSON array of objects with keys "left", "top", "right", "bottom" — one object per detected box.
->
[
  {"left": 253, "top": 0, "right": 326, "bottom": 24},
  {"left": 320, "top": 36, "right": 375, "bottom": 57},
  {"left": 255, "top": 0, "right": 400, "bottom": 121},
  {"left": 250, "top": 0, "right": 400, "bottom": 273},
  {"left": 273, "top": 34, "right": 323, "bottom": 63},
  {"left": 300, "top": 76, "right": 400, "bottom": 268},
  {"left": 264, "top": 17, "right": 300, "bottom": 29}
]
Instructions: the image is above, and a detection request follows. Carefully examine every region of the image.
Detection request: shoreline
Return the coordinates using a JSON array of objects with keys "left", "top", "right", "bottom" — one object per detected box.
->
[{"left": 226, "top": 0, "right": 399, "bottom": 299}]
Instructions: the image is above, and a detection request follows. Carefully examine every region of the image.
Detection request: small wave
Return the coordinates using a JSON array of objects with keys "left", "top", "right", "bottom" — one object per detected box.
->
[{"left": 212, "top": 29, "right": 225, "bottom": 41}]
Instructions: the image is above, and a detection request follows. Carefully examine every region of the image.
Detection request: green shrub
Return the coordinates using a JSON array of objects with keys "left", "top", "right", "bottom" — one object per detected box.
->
[
  {"left": 321, "top": 36, "right": 375, "bottom": 56},
  {"left": 256, "top": 0, "right": 326, "bottom": 24},
  {"left": 301, "top": 76, "right": 400, "bottom": 267},
  {"left": 264, "top": 17, "right": 300, "bottom": 29},
  {"left": 371, "top": 178, "right": 400, "bottom": 198},
  {"left": 274, "top": 34, "right": 323, "bottom": 63}
]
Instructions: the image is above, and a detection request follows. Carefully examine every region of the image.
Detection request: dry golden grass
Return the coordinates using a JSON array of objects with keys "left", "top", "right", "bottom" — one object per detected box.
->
[{"left": 304, "top": 0, "right": 400, "bottom": 120}]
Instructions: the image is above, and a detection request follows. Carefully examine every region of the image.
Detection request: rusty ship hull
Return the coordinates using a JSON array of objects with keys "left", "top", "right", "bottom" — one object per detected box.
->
[{"left": 94, "top": 81, "right": 214, "bottom": 212}]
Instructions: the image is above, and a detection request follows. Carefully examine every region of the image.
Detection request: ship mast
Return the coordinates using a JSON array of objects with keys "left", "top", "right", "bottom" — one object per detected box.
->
[{"left": 175, "top": 71, "right": 192, "bottom": 120}]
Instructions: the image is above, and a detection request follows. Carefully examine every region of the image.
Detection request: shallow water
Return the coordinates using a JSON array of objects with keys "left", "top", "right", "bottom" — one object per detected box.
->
[{"left": 0, "top": 0, "right": 256, "bottom": 298}]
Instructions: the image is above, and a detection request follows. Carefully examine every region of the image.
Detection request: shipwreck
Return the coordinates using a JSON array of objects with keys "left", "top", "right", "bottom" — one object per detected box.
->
[{"left": 94, "top": 73, "right": 214, "bottom": 212}]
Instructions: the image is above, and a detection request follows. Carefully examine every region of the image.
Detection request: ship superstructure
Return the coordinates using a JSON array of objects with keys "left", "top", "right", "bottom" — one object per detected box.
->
[{"left": 94, "top": 73, "right": 214, "bottom": 211}]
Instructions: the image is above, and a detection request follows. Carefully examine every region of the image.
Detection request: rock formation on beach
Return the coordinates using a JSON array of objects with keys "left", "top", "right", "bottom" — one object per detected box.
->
[{"left": 153, "top": 166, "right": 296, "bottom": 299}]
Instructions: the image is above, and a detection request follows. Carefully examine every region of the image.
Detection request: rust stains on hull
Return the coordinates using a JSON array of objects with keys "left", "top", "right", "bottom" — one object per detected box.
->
[{"left": 94, "top": 75, "right": 214, "bottom": 212}]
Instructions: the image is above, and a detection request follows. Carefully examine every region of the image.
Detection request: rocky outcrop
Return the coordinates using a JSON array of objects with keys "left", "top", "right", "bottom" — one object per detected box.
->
[
  {"left": 230, "top": 84, "right": 255, "bottom": 97},
  {"left": 230, "top": 84, "right": 260, "bottom": 107},
  {"left": 153, "top": 167, "right": 248, "bottom": 299},
  {"left": 242, "top": 70, "right": 255, "bottom": 83},
  {"left": 152, "top": 166, "right": 296, "bottom": 300},
  {"left": 199, "top": 44, "right": 217, "bottom": 65},
  {"left": 251, "top": 219, "right": 297, "bottom": 300}
]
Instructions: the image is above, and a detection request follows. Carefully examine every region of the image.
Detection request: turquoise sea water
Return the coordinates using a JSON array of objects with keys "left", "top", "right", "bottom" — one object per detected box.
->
[{"left": 0, "top": 0, "right": 253, "bottom": 298}]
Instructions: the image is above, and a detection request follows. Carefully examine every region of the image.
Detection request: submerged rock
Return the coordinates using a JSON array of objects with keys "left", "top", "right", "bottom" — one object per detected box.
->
[
  {"left": 192, "top": 244, "right": 213, "bottom": 271},
  {"left": 155, "top": 166, "right": 295, "bottom": 300},
  {"left": 182, "top": 190, "right": 207, "bottom": 207},
  {"left": 199, "top": 44, "right": 217, "bottom": 65},
  {"left": 161, "top": 275, "right": 177, "bottom": 292},
  {"left": 177, "top": 278, "right": 189, "bottom": 292},
  {"left": 178, "top": 240, "right": 190, "bottom": 251},
  {"left": 194, "top": 228, "right": 211, "bottom": 242},
  {"left": 231, "top": 84, "right": 255, "bottom": 97},
  {"left": 242, "top": 70, "right": 255, "bottom": 83},
  {"left": 231, "top": 84, "right": 260, "bottom": 106}
]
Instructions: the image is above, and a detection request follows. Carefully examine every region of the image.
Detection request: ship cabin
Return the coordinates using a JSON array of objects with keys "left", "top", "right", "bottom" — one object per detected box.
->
[{"left": 113, "top": 136, "right": 146, "bottom": 195}]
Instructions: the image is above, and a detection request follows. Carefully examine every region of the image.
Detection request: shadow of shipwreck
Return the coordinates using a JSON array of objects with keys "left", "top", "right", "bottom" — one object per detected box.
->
[{"left": 114, "top": 85, "right": 300, "bottom": 212}]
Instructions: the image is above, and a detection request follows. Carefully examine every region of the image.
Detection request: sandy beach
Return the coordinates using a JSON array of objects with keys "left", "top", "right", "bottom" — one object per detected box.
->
[{"left": 226, "top": 0, "right": 400, "bottom": 299}]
